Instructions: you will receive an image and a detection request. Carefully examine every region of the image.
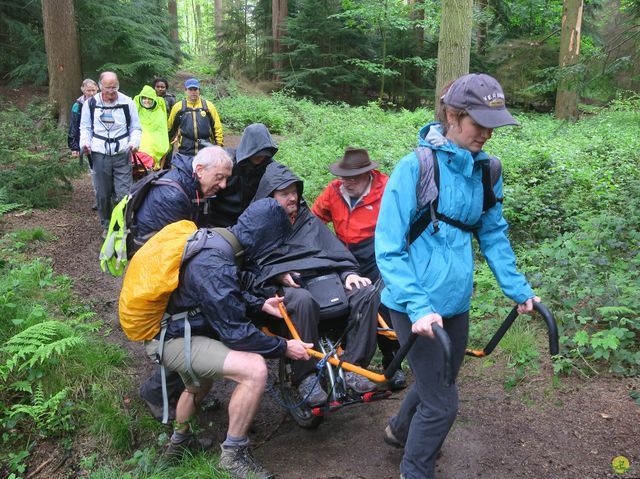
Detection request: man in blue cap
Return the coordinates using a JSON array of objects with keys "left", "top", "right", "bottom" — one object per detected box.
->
[{"left": 168, "top": 78, "right": 224, "bottom": 156}]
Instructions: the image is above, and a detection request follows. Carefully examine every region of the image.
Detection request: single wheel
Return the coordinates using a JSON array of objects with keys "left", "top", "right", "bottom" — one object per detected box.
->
[{"left": 278, "top": 358, "right": 323, "bottom": 429}]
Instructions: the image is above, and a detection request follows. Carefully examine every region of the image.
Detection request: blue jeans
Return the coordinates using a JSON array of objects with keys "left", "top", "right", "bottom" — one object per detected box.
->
[{"left": 389, "top": 309, "right": 469, "bottom": 479}]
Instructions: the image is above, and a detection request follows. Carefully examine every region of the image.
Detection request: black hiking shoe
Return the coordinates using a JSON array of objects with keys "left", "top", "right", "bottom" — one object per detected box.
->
[
  {"left": 162, "top": 434, "right": 213, "bottom": 464},
  {"left": 218, "top": 444, "right": 274, "bottom": 479}
]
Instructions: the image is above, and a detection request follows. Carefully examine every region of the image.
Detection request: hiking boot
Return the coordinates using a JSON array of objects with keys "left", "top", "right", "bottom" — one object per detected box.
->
[
  {"left": 387, "top": 369, "right": 407, "bottom": 391},
  {"left": 143, "top": 398, "right": 176, "bottom": 422},
  {"left": 297, "top": 374, "right": 328, "bottom": 407},
  {"left": 163, "top": 434, "right": 213, "bottom": 464},
  {"left": 384, "top": 424, "right": 405, "bottom": 449},
  {"left": 219, "top": 444, "right": 274, "bottom": 479},
  {"left": 344, "top": 371, "right": 376, "bottom": 394}
]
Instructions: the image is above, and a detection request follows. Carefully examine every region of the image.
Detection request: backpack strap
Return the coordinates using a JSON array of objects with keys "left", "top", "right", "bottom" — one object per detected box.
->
[
  {"left": 409, "top": 147, "right": 440, "bottom": 245},
  {"left": 89, "top": 97, "right": 96, "bottom": 129},
  {"left": 212, "top": 227, "right": 244, "bottom": 267},
  {"left": 409, "top": 149, "right": 503, "bottom": 246}
]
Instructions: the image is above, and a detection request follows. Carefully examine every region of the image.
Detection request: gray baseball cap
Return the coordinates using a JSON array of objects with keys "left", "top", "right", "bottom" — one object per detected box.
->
[{"left": 443, "top": 73, "right": 519, "bottom": 128}]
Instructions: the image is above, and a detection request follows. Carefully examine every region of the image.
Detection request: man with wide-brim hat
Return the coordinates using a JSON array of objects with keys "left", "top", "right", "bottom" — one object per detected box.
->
[{"left": 312, "top": 147, "right": 407, "bottom": 390}]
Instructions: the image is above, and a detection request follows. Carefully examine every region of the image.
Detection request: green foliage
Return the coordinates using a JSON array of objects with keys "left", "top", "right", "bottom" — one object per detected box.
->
[
  {"left": 0, "top": 236, "right": 138, "bottom": 464},
  {"left": 8, "top": 384, "right": 73, "bottom": 436},
  {"left": 278, "top": 0, "right": 374, "bottom": 104},
  {"left": 0, "top": 0, "right": 46, "bottom": 86},
  {"left": 0, "top": 0, "right": 177, "bottom": 88},
  {"left": 76, "top": 0, "right": 177, "bottom": 89},
  {"left": 0, "top": 189, "right": 21, "bottom": 218},
  {"left": 0, "top": 99, "right": 76, "bottom": 208}
]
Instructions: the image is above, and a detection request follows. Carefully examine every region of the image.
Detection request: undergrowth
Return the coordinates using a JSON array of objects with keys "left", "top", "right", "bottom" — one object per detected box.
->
[
  {"left": 0, "top": 98, "right": 78, "bottom": 208},
  {"left": 0, "top": 230, "right": 146, "bottom": 477}
]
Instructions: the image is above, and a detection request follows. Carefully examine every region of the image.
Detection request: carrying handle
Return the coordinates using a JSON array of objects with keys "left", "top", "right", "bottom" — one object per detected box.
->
[
  {"left": 384, "top": 324, "right": 454, "bottom": 387},
  {"left": 465, "top": 301, "right": 559, "bottom": 358}
]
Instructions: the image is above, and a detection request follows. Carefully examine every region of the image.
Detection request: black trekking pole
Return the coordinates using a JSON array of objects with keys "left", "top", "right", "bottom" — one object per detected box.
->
[{"left": 384, "top": 324, "right": 454, "bottom": 387}]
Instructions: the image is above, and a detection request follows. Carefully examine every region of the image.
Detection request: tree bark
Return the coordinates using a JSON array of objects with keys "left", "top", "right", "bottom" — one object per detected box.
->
[
  {"left": 435, "top": 0, "right": 473, "bottom": 107},
  {"left": 168, "top": 0, "right": 180, "bottom": 60},
  {"left": 555, "top": 0, "right": 583, "bottom": 120},
  {"left": 408, "top": 0, "right": 425, "bottom": 46},
  {"left": 272, "top": 0, "right": 288, "bottom": 77},
  {"left": 476, "top": 0, "right": 488, "bottom": 54},
  {"left": 215, "top": 0, "right": 224, "bottom": 44},
  {"left": 42, "top": 0, "right": 82, "bottom": 128}
]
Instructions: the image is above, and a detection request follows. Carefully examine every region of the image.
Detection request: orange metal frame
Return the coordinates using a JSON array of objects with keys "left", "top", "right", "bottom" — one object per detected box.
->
[{"left": 260, "top": 300, "right": 396, "bottom": 384}]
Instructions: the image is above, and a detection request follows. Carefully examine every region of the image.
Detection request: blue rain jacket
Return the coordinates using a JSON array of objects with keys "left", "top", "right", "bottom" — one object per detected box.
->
[{"left": 375, "top": 123, "right": 534, "bottom": 322}]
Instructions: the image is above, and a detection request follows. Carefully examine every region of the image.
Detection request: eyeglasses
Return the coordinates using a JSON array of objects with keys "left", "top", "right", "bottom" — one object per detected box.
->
[{"left": 341, "top": 175, "right": 367, "bottom": 183}]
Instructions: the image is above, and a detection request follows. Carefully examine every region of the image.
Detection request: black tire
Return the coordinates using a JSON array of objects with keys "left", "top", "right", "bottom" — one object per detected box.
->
[{"left": 278, "top": 358, "right": 323, "bottom": 429}]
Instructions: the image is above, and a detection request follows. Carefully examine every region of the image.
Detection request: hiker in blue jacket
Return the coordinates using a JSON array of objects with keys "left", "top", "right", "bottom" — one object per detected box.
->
[
  {"left": 144, "top": 198, "right": 311, "bottom": 478},
  {"left": 132, "top": 146, "right": 232, "bottom": 250},
  {"left": 136, "top": 146, "right": 233, "bottom": 420},
  {"left": 375, "top": 73, "right": 541, "bottom": 479}
]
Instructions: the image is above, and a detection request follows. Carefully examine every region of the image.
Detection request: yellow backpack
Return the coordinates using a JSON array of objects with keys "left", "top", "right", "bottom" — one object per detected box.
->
[{"left": 119, "top": 220, "right": 198, "bottom": 341}]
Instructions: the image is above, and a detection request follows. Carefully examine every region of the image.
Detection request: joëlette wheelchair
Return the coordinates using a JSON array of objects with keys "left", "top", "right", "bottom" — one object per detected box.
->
[{"left": 258, "top": 281, "right": 560, "bottom": 430}]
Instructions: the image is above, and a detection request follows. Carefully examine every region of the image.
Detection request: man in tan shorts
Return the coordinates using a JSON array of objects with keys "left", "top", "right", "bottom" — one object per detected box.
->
[{"left": 144, "top": 198, "right": 311, "bottom": 479}]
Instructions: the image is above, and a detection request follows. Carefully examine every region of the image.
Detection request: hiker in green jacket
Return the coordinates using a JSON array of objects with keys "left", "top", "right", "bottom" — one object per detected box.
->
[{"left": 134, "top": 85, "right": 171, "bottom": 170}]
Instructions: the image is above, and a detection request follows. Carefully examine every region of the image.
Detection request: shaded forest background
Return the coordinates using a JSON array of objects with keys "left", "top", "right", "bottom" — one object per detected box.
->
[{"left": 1, "top": 0, "right": 639, "bottom": 115}]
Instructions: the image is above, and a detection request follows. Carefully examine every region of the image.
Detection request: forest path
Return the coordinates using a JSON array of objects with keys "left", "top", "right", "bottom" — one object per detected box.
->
[{"left": 1, "top": 134, "right": 638, "bottom": 478}]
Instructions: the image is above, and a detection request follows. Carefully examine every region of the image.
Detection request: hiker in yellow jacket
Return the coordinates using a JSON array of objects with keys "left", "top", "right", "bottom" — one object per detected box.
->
[
  {"left": 168, "top": 78, "right": 224, "bottom": 156},
  {"left": 134, "top": 85, "right": 171, "bottom": 169}
]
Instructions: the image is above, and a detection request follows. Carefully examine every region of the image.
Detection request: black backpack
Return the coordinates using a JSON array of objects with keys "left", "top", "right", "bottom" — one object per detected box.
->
[{"left": 125, "top": 170, "right": 189, "bottom": 257}]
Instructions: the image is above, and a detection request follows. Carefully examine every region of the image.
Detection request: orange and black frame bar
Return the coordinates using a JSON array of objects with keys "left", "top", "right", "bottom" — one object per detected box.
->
[
  {"left": 465, "top": 302, "right": 559, "bottom": 358},
  {"left": 276, "top": 300, "right": 454, "bottom": 387}
]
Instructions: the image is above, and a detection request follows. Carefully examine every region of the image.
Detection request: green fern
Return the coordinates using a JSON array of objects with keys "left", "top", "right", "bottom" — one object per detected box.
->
[
  {"left": 1, "top": 320, "right": 85, "bottom": 378},
  {"left": 0, "top": 188, "right": 21, "bottom": 217},
  {"left": 9, "top": 382, "right": 73, "bottom": 435}
]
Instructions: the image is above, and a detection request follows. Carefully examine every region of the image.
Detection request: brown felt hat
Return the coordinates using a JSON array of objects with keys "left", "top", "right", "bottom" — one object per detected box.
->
[{"left": 329, "top": 147, "right": 378, "bottom": 177}]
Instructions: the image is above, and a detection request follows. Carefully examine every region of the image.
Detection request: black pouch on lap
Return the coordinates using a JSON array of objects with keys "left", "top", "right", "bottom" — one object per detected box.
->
[{"left": 303, "top": 273, "right": 349, "bottom": 320}]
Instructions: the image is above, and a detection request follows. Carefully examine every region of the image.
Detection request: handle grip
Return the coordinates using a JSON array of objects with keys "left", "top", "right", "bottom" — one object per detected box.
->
[{"left": 384, "top": 324, "right": 454, "bottom": 387}]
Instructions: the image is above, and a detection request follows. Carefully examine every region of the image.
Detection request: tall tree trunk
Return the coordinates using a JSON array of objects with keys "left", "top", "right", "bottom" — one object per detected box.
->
[
  {"left": 42, "top": 0, "right": 82, "bottom": 128},
  {"left": 408, "top": 0, "right": 425, "bottom": 46},
  {"left": 194, "top": 0, "right": 203, "bottom": 55},
  {"left": 555, "top": 0, "right": 583, "bottom": 120},
  {"left": 272, "top": 0, "right": 288, "bottom": 77},
  {"left": 215, "top": 0, "right": 224, "bottom": 45},
  {"left": 476, "top": 0, "right": 488, "bottom": 54},
  {"left": 435, "top": 0, "right": 473, "bottom": 107},
  {"left": 168, "top": 0, "right": 180, "bottom": 61}
]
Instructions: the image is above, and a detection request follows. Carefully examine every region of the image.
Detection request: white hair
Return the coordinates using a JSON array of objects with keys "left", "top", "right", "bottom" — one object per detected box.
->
[
  {"left": 81, "top": 78, "right": 97, "bottom": 89},
  {"left": 98, "top": 71, "right": 118, "bottom": 87},
  {"left": 192, "top": 146, "right": 233, "bottom": 170}
]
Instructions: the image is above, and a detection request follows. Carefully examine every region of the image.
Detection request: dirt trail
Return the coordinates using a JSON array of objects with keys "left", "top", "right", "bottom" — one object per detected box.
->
[{"left": 1, "top": 136, "right": 638, "bottom": 478}]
